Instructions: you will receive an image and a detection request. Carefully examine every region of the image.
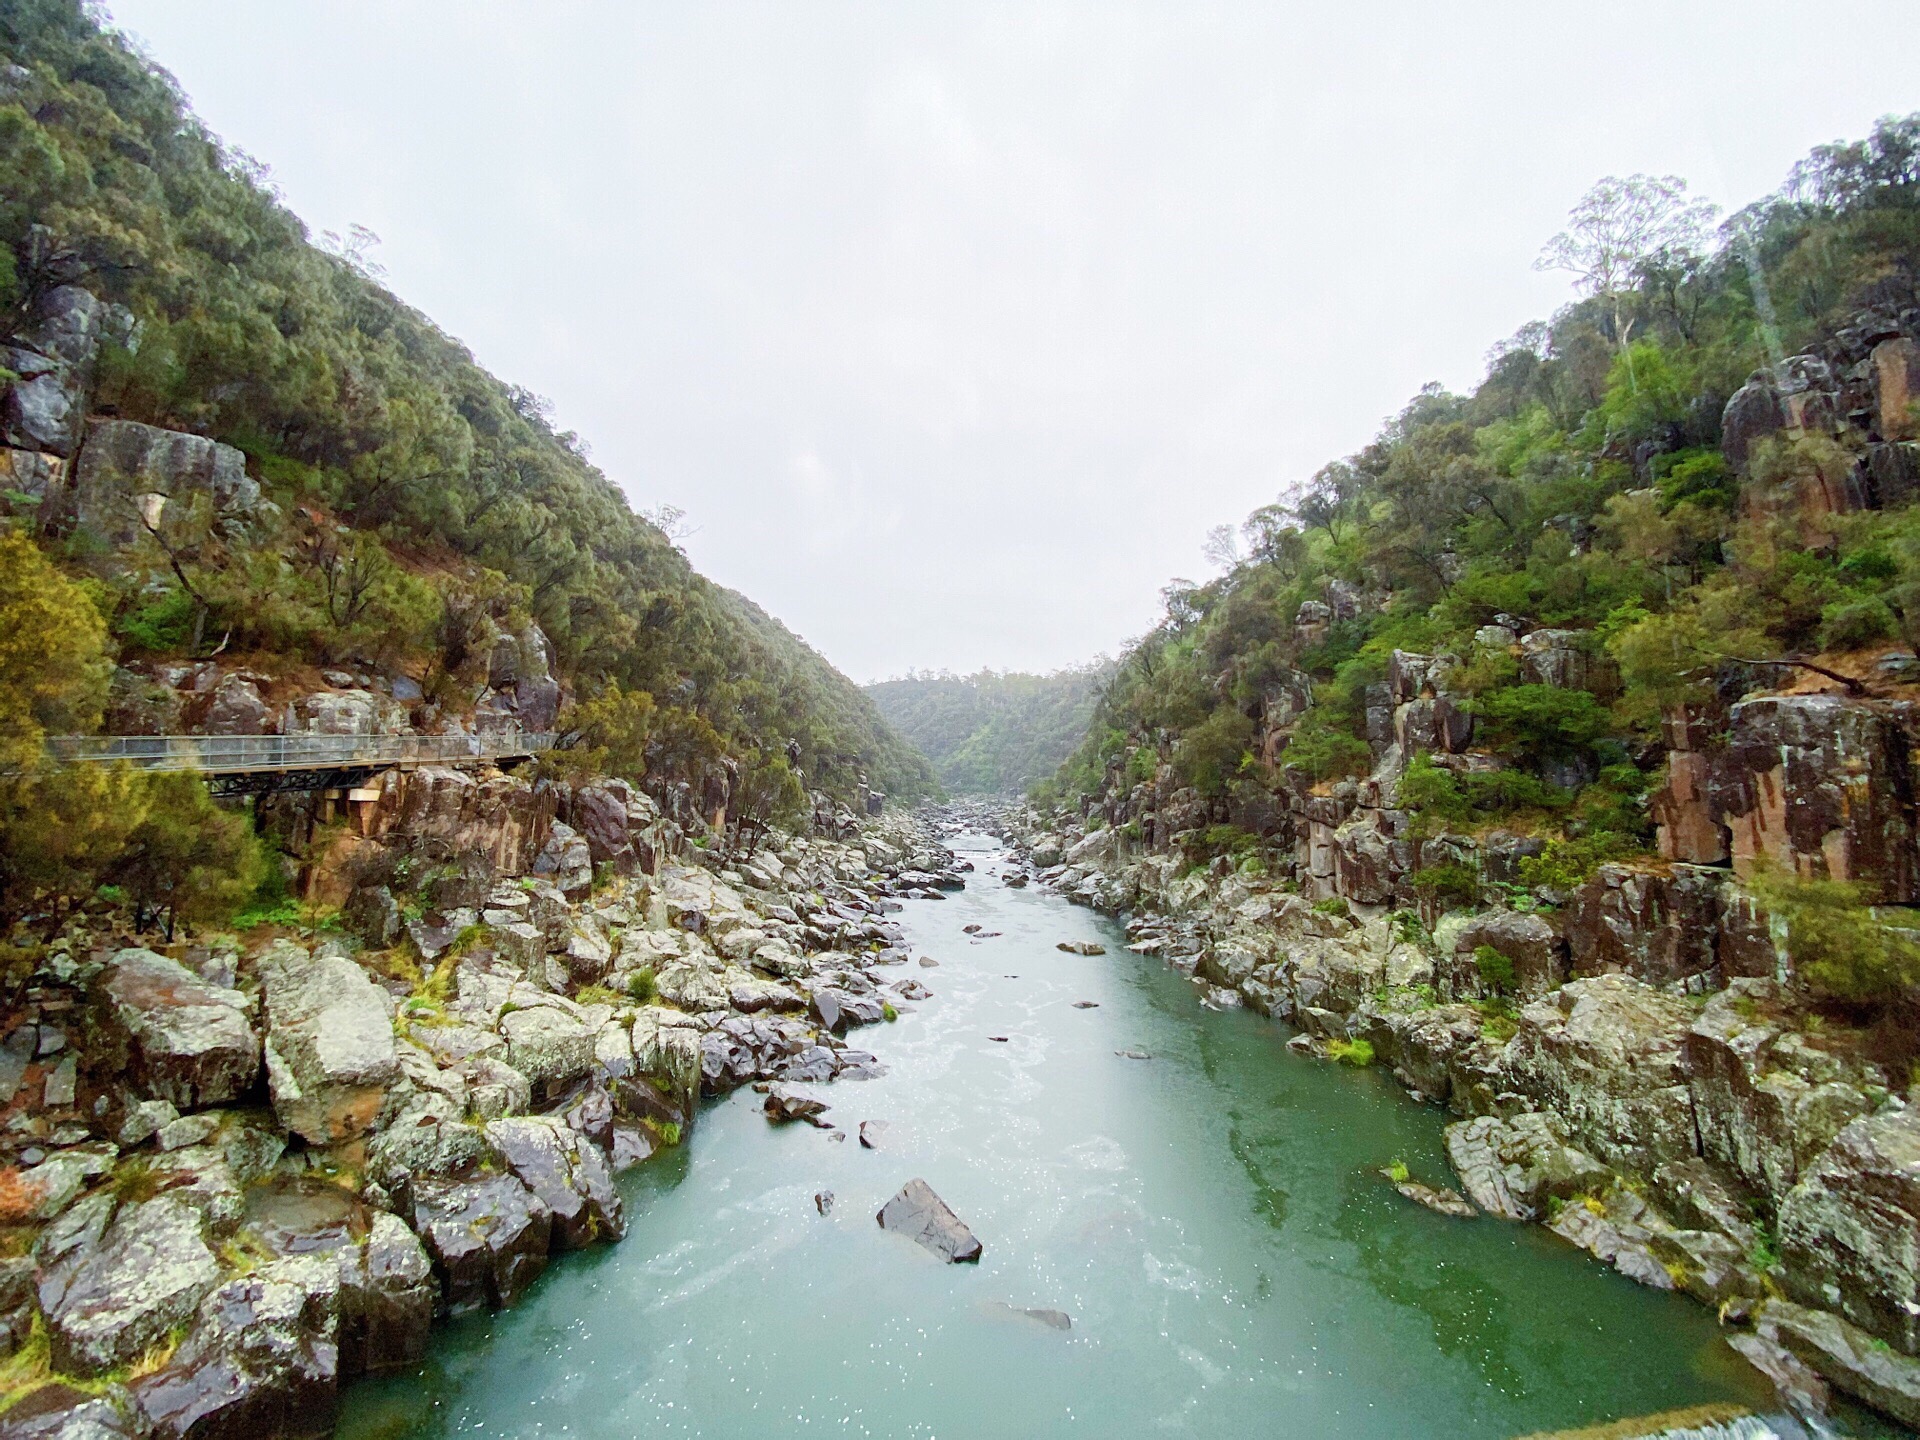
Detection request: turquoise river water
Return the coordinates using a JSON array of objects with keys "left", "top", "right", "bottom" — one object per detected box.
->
[{"left": 336, "top": 834, "right": 1893, "bottom": 1439}]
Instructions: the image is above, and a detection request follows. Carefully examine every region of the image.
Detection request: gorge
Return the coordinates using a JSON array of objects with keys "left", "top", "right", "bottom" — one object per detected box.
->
[{"left": 3, "top": 4, "right": 1920, "bottom": 1439}]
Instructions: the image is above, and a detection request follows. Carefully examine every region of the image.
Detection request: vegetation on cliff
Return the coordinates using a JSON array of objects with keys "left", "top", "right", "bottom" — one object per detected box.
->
[
  {"left": 0, "top": 2, "right": 930, "bottom": 928},
  {"left": 866, "top": 665, "right": 1108, "bottom": 795},
  {"left": 1043, "top": 114, "right": 1920, "bottom": 987}
]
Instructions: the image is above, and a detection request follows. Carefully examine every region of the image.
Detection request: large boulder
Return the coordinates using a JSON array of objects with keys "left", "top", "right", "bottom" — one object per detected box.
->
[
  {"left": 129, "top": 1260, "right": 338, "bottom": 1440},
  {"left": 484, "top": 1116, "right": 624, "bottom": 1249},
  {"left": 257, "top": 943, "right": 399, "bottom": 1145},
  {"left": 1778, "top": 1107, "right": 1920, "bottom": 1355},
  {"left": 36, "top": 1194, "right": 220, "bottom": 1376},
  {"left": 1452, "top": 910, "right": 1565, "bottom": 1001},
  {"left": 245, "top": 1176, "right": 433, "bottom": 1378},
  {"left": 1763, "top": 1300, "right": 1920, "bottom": 1429},
  {"left": 410, "top": 1172, "right": 552, "bottom": 1315},
  {"left": 1505, "top": 975, "right": 1696, "bottom": 1175},
  {"left": 1443, "top": 1112, "right": 1611, "bottom": 1222},
  {"left": 1710, "top": 695, "right": 1920, "bottom": 903},
  {"left": 92, "top": 949, "right": 258, "bottom": 1111},
  {"left": 1872, "top": 335, "right": 1920, "bottom": 442},
  {"left": 499, "top": 1004, "right": 596, "bottom": 1099},
  {"left": 875, "top": 1179, "right": 982, "bottom": 1263},
  {"left": 3, "top": 284, "right": 117, "bottom": 455},
  {"left": 477, "top": 623, "right": 561, "bottom": 733}
]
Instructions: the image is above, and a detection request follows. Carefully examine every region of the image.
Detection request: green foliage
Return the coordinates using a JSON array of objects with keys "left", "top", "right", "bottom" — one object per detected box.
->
[
  {"left": 0, "top": 8, "right": 933, "bottom": 807},
  {"left": 1312, "top": 895, "right": 1352, "bottom": 920},
  {"left": 1280, "top": 706, "right": 1371, "bottom": 782},
  {"left": 866, "top": 666, "right": 1108, "bottom": 795},
  {"left": 1516, "top": 833, "right": 1645, "bottom": 891},
  {"left": 1327, "top": 1037, "right": 1374, "bottom": 1067},
  {"left": 1472, "top": 685, "right": 1612, "bottom": 762},
  {"left": 106, "top": 773, "right": 264, "bottom": 938},
  {"left": 625, "top": 967, "right": 658, "bottom": 1004},
  {"left": 1385, "top": 1159, "right": 1411, "bottom": 1185},
  {"left": 1473, "top": 944, "right": 1517, "bottom": 995},
  {"left": 1173, "top": 705, "right": 1256, "bottom": 796},
  {"left": 1409, "top": 863, "right": 1479, "bottom": 907},
  {"left": 1744, "top": 869, "right": 1920, "bottom": 1005}
]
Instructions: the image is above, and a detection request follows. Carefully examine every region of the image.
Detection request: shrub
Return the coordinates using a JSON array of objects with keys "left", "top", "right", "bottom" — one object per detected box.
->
[
  {"left": 1474, "top": 684, "right": 1612, "bottom": 762},
  {"left": 626, "top": 967, "right": 658, "bottom": 1004},
  {"left": 1744, "top": 870, "right": 1920, "bottom": 1005},
  {"left": 1473, "top": 943, "right": 1516, "bottom": 995},
  {"left": 1312, "top": 896, "right": 1352, "bottom": 919},
  {"left": 1385, "top": 1159, "right": 1411, "bottom": 1185},
  {"left": 1818, "top": 596, "right": 1897, "bottom": 650},
  {"left": 1327, "top": 1037, "right": 1374, "bottom": 1067},
  {"left": 1409, "top": 863, "right": 1479, "bottom": 906},
  {"left": 1517, "top": 832, "right": 1644, "bottom": 891}
]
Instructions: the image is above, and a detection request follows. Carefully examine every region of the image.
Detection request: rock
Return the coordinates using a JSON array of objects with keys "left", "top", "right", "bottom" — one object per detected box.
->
[
  {"left": 1778, "top": 1106, "right": 1920, "bottom": 1354},
  {"left": 485, "top": 1116, "right": 625, "bottom": 1249},
  {"left": 1385, "top": 1174, "right": 1478, "bottom": 1219},
  {"left": 763, "top": 1086, "right": 830, "bottom": 1126},
  {"left": 0, "top": 1385, "right": 148, "bottom": 1438},
  {"left": 343, "top": 885, "right": 402, "bottom": 948},
  {"left": 66, "top": 419, "right": 262, "bottom": 544},
  {"left": 1727, "top": 1329, "right": 1830, "bottom": 1424},
  {"left": 499, "top": 1005, "right": 596, "bottom": 1099},
  {"left": 1453, "top": 910, "right": 1566, "bottom": 1000},
  {"left": 257, "top": 943, "right": 398, "bottom": 1144},
  {"left": 813, "top": 1189, "right": 836, "bottom": 1215},
  {"left": 201, "top": 672, "right": 271, "bottom": 735},
  {"left": 993, "top": 1304, "right": 1072, "bottom": 1331},
  {"left": 246, "top": 1178, "right": 433, "bottom": 1378},
  {"left": 1763, "top": 1300, "right": 1920, "bottom": 1428},
  {"left": 4, "top": 285, "right": 109, "bottom": 456},
  {"left": 532, "top": 821, "right": 594, "bottom": 899},
  {"left": 1444, "top": 1112, "right": 1611, "bottom": 1222},
  {"left": 1505, "top": 975, "right": 1697, "bottom": 1174},
  {"left": 1055, "top": 941, "right": 1106, "bottom": 956},
  {"left": 92, "top": 949, "right": 258, "bottom": 1111},
  {"left": 37, "top": 1195, "right": 220, "bottom": 1376},
  {"left": 1710, "top": 694, "right": 1920, "bottom": 903},
  {"left": 1548, "top": 1191, "right": 1677, "bottom": 1292},
  {"left": 1687, "top": 981, "right": 1874, "bottom": 1204},
  {"left": 1873, "top": 335, "right": 1920, "bottom": 442},
  {"left": 1564, "top": 865, "right": 1723, "bottom": 987},
  {"left": 858, "top": 1120, "right": 888, "bottom": 1150},
  {"left": 876, "top": 1178, "right": 982, "bottom": 1263},
  {"left": 410, "top": 1172, "right": 552, "bottom": 1315},
  {"left": 130, "top": 1260, "right": 339, "bottom": 1440}
]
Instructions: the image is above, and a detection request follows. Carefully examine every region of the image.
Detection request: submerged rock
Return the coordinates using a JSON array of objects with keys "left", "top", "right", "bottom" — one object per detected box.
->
[
  {"left": 1055, "top": 941, "right": 1106, "bottom": 956},
  {"left": 876, "top": 1178, "right": 982, "bottom": 1264}
]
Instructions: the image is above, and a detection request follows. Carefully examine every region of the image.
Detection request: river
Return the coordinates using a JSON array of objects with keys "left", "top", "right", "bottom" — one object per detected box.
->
[{"left": 335, "top": 834, "right": 1888, "bottom": 1439}]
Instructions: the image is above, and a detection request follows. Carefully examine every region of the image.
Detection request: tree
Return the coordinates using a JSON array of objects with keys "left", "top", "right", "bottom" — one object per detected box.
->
[
  {"left": 1536, "top": 175, "right": 1719, "bottom": 352},
  {"left": 106, "top": 772, "right": 263, "bottom": 939}
]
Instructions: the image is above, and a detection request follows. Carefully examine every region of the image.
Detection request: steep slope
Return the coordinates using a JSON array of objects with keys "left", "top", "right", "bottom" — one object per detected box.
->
[
  {"left": 866, "top": 665, "right": 1108, "bottom": 794},
  {"left": 0, "top": 1, "right": 931, "bottom": 810}
]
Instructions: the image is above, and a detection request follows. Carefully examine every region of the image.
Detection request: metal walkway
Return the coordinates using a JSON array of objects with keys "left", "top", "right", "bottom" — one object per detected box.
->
[{"left": 41, "top": 730, "right": 555, "bottom": 796}]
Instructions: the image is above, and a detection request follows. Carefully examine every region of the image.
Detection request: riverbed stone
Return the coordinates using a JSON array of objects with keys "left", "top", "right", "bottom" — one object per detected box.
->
[
  {"left": 876, "top": 1178, "right": 982, "bottom": 1263},
  {"left": 1763, "top": 1299, "right": 1920, "bottom": 1428},
  {"left": 1444, "top": 1112, "right": 1611, "bottom": 1222},
  {"left": 130, "top": 1258, "right": 339, "bottom": 1440},
  {"left": 92, "top": 948, "right": 258, "bottom": 1111}
]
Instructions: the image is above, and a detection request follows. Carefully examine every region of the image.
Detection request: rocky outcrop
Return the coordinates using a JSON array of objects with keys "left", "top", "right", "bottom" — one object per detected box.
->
[
  {"left": 1565, "top": 864, "right": 1723, "bottom": 988},
  {"left": 60, "top": 418, "right": 265, "bottom": 546},
  {"left": 485, "top": 1116, "right": 625, "bottom": 1249},
  {"left": 36, "top": 1194, "right": 221, "bottom": 1375},
  {"left": 1711, "top": 694, "right": 1919, "bottom": 902},
  {"left": 1503, "top": 976, "right": 1698, "bottom": 1174},
  {"left": 1777, "top": 1107, "right": 1920, "bottom": 1355}
]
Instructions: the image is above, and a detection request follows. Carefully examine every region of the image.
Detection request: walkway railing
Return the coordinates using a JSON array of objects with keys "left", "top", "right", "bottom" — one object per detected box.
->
[{"left": 40, "top": 730, "right": 556, "bottom": 776}]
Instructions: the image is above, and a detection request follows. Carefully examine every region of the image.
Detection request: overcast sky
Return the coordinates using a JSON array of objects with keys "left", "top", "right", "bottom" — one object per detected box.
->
[{"left": 105, "top": 2, "right": 1920, "bottom": 682}]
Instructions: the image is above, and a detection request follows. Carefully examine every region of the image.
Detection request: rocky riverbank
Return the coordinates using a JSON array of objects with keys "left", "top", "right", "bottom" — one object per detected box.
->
[
  {"left": 0, "top": 780, "right": 962, "bottom": 1439},
  {"left": 955, "top": 797, "right": 1920, "bottom": 1434}
]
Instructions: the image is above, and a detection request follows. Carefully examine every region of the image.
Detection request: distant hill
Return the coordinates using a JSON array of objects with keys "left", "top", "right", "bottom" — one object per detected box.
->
[{"left": 866, "top": 666, "right": 1109, "bottom": 795}]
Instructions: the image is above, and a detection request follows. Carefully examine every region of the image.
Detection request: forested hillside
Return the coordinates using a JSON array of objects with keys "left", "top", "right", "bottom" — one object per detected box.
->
[
  {"left": 0, "top": 0, "right": 930, "bottom": 882},
  {"left": 1045, "top": 115, "right": 1920, "bottom": 998},
  {"left": 867, "top": 665, "right": 1107, "bottom": 794}
]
